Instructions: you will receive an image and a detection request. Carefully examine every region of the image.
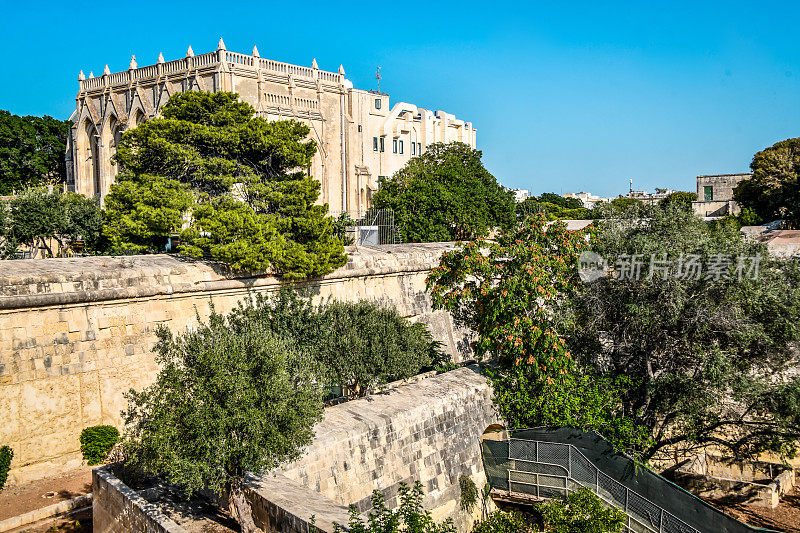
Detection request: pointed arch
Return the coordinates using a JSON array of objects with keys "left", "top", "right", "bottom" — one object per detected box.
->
[
  {"left": 103, "top": 114, "right": 122, "bottom": 187},
  {"left": 78, "top": 118, "right": 101, "bottom": 198}
]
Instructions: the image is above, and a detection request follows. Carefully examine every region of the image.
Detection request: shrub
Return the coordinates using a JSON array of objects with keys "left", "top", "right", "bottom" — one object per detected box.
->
[
  {"left": 335, "top": 481, "right": 455, "bottom": 533},
  {"left": 472, "top": 510, "right": 534, "bottom": 533},
  {"left": 0, "top": 445, "right": 12, "bottom": 489},
  {"left": 459, "top": 474, "right": 478, "bottom": 512},
  {"left": 537, "top": 488, "right": 626, "bottom": 533},
  {"left": 80, "top": 425, "right": 120, "bottom": 465},
  {"left": 232, "top": 289, "right": 448, "bottom": 397}
]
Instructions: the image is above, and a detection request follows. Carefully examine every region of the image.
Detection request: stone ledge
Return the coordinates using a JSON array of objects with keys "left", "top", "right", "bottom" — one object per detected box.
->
[
  {"left": 0, "top": 243, "right": 454, "bottom": 310},
  {"left": 246, "top": 473, "right": 350, "bottom": 533}
]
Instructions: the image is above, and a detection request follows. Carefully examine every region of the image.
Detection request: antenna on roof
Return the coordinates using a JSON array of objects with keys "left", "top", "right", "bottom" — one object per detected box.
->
[{"left": 375, "top": 66, "right": 382, "bottom": 93}]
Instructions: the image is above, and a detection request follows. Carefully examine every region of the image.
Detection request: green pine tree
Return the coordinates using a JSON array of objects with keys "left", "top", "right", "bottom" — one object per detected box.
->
[{"left": 104, "top": 91, "right": 346, "bottom": 278}]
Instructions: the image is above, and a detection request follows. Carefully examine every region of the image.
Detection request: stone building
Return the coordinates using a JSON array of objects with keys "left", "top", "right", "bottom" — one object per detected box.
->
[
  {"left": 691, "top": 173, "right": 752, "bottom": 218},
  {"left": 65, "top": 39, "right": 477, "bottom": 217}
]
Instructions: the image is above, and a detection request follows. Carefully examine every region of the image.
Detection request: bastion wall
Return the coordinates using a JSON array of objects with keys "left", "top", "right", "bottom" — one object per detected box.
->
[
  {"left": 93, "top": 367, "right": 499, "bottom": 533},
  {"left": 0, "top": 243, "right": 470, "bottom": 484}
]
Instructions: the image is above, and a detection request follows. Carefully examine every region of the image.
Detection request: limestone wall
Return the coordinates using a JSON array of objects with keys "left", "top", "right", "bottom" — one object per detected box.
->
[
  {"left": 0, "top": 243, "right": 471, "bottom": 484},
  {"left": 92, "top": 367, "right": 499, "bottom": 533},
  {"left": 93, "top": 466, "right": 184, "bottom": 533},
  {"left": 262, "top": 366, "right": 499, "bottom": 532}
]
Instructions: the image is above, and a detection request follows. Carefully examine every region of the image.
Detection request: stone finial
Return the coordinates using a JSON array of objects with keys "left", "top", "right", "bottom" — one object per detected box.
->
[
  {"left": 217, "top": 37, "right": 226, "bottom": 51},
  {"left": 252, "top": 45, "right": 260, "bottom": 58},
  {"left": 157, "top": 52, "right": 165, "bottom": 64},
  {"left": 129, "top": 55, "right": 138, "bottom": 70},
  {"left": 89, "top": 71, "right": 95, "bottom": 79},
  {"left": 311, "top": 58, "right": 318, "bottom": 69},
  {"left": 338, "top": 64, "right": 346, "bottom": 75},
  {"left": 78, "top": 70, "right": 85, "bottom": 81},
  {"left": 186, "top": 45, "right": 194, "bottom": 58},
  {"left": 103, "top": 64, "right": 111, "bottom": 76}
]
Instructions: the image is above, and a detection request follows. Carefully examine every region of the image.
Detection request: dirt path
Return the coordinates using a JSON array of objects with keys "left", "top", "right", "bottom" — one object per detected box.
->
[
  {"left": 0, "top": 467, "right": 93, "bottom": 522},
  {"left": 706, "top": 486, "right": 800, "bottom": 533}
]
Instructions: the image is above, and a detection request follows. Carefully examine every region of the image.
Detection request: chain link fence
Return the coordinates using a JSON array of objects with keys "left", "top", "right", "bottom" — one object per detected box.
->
[
  {"left": 330, "top": 208, "right": 402, "bottom": 246},
  {"left": 481, "top": 429, "right": 773, "bottom": 533}
]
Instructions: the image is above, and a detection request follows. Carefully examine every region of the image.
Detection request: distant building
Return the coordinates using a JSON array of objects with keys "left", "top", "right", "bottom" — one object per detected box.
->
[
  {"left": 510, "top": 188, "right": 531, "bottom": 202},
  {"left": 626, "top": 187, "right": 676, "bottom": 206},
  {"left": 564, "top": 192, "right": 609, "bottom": 209},
  {"left": 691, "top": 173, "right": 752, "bottom": 218}
]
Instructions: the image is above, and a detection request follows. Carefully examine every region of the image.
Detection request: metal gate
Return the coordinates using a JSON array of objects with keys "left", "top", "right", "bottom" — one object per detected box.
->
[{"left": 506, "top": 438, "right": 699, "bottom": 533}]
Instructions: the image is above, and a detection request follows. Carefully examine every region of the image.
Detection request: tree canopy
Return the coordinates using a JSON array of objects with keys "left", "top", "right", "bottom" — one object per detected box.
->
[
  {"left": 230, "top": 289, "right": 445, "bottom": 397},
  {"left": 0, "top": 187, "right": 102, "bottom": 258},
  {"left": 734, "top": 137, "right": 800, "bottom": 228},
  {"left": 123, "top": 309, "right": 324, "bottom": 533},
  {"left": 572, "top": 203, "right": 800, "bottom": 461},
  {"left": 427, "top": 214, "right": 652, "bottom": 454},
  {"left": 104, "top": 91, "right": 346, "bottom": 278},
  {"left": 0, "top": 111, "right": 70, "bottom": 194},
  {"left": 516, "top": 194, "right": 594, "bottom": 221},
  {"left": 658, "top": 191, "right": 697, "bottom": 210},
  {"left": 371, "top": 142, "right": 515, "bottom": 242}
]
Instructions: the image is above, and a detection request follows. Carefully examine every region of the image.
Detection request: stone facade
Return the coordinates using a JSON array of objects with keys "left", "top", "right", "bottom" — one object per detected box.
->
[
  {"left": 0, "top": 243, "right": 472, "bottom": 485},
  {"left": 92, "top": 367, "right": 499, "bottom": 533},
  {"left": 66, "top": 39, "right": 477, "bottom": 217},
  {"left": 268, "top": 366, "right": 498, "bottom": 531},
  {"left": 692, "top": 173, "right": 752, "bottom": 218}
]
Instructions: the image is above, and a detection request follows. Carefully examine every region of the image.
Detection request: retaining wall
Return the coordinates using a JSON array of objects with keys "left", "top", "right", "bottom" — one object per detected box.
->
[
  {"left": 92, "top": 367, "right": 500, "bottom": 533},
  {"left": 0, "top": 243, "right": 470, "bottom": 484}
]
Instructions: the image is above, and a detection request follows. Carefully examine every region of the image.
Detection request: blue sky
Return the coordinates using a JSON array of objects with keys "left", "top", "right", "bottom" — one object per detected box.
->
[{"left": 2, "top": 1, "right": 798, "bottom": 197}]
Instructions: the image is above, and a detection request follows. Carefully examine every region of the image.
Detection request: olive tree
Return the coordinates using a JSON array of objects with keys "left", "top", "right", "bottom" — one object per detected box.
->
[{"left": 122, "top": 311, "right": 323, "bottom": 533}]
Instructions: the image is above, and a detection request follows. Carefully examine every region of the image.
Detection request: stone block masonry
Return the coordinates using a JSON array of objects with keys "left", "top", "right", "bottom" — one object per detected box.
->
[
  {"left": 263, "top": 366, "right": 500, "bottom": 532},
  {"left": 0, "top": 243, "right": 472, "bottom": 484},
  {"left": 92, "top": 367, "right": 500, "bottom": 533}
]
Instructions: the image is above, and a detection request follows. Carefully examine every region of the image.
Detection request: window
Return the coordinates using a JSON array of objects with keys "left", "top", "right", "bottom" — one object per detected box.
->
[
  {"left": 380, "top": 137, "right": 385, "bottom": 152},
  {"left": 358, "top": 125, "right": 362, "bottom": 132},
  {"left": 375, "top": 98, "right": 382, "bottom": 110},
  {"left": 399, "top": 140, "right": 404, "bottom": 154},
  {"left": 703, "top": 186, "right": 713, "bottom": 201},
  {"left": 373, "top": 137, "right": 378, "bottom": 151},
  {"left": 411, "top": 142, "right": 416, "bottom": 155},
  {"left": 393, "top": 139, "right": 398, "bottom": 154},
  {"left": 417, "top": 142, "right": 421, "bottom": 154}
]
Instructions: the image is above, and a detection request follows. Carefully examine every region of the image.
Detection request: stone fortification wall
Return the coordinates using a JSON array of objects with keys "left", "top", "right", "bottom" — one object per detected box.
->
[
  {"left": 92, "top": 367, "right": 499, "bottom": 533},
  {"left": 0, "top": 243, "right": 470, "bottom": 484},
  {"left": 259, "top": 365, "right": 499, "bottom": 532}
]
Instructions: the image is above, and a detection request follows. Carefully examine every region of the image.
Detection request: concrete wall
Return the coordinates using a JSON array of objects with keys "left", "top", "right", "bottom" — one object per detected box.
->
[
  {"left": 92, "top": 367, "right": 499, "bottom": 533},
  {"left": 0, "top": 243, "right": 471, "bottom": 485}
]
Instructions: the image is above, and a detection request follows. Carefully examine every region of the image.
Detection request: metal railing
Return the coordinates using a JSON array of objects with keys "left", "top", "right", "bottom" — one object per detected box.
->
[{"left": 506, "top": 438, "right": 699, "bottom": 533}]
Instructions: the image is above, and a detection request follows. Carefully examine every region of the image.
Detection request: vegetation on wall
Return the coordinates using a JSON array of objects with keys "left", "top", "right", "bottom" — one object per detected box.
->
[
  {"left": 0, "top": 187, "right": 103, "bottom": 258},
  {"left": 0, "top": 445, "right": 12, "bottom": 490},
  {"left": 104, "top": 91, "right": 346, "bottom": 278},
  {"left": 123, "top": 308, "right": 324, "bottom": 533},
  {"left": 734, "top": 137, "right": 800, "bottom": 228},
  {"left": 459, "top": 474, "right": 478, "bottom": 512},
  {"left": 371, "top": 142, "right": 515, "bottom": 242},
  {"left": 0, "top": 110, "right": 70, "bottom": 194},
  {"left": 231, "top": 289, "right": 445, "bottom": 397},
  {"left": 335, "top": 481, "right": 457, "bottom": 533},
  {"left": 79, "top": 425, "right": 120, "bottom": 465}
]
